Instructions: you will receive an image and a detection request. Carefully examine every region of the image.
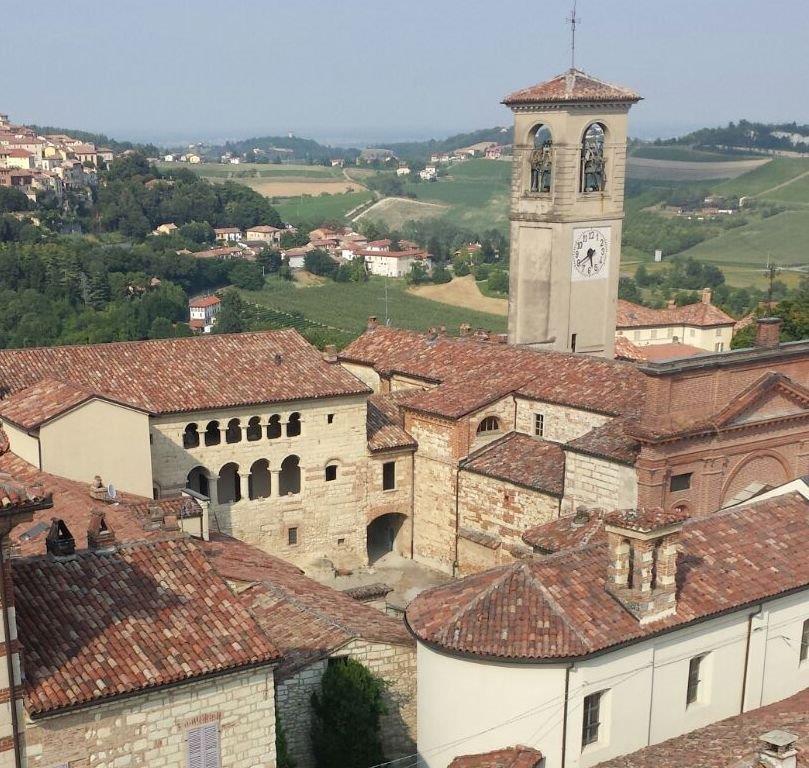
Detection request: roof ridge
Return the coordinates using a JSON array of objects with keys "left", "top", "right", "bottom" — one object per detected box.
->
[{"left": 526, "top": 566, "right": 592, "bottom": 651}]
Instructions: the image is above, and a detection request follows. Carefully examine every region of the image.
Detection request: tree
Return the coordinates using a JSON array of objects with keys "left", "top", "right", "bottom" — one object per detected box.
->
[
  {"left": 229, "top": 261, "right": 265, "bottom": 290},
  {"left": 148, "top": 316, "right": 174, "bottom": 339},
  {"left": 215, "top": 289, "right": 247, "bottom": 334},
  {"left": 405, "top": 262, "right": 429, "bottom": 285},
  {"left": 0, "top": 188, "right": 30, "bottom": 213},
  {"left": 311, "top": 658, "right": 386, "bottom": 768},
  {"left": 486, "top": 269, "right": 509, "bottom": 294},
  {"left": 276, "top": 712, "right": 296, "bottom": 768},
  {"left": 304, "top": 249, "right": 336, "bottom": 277},
  {"left": 618, "top": 276, "right": 642, "bottom": 303}
]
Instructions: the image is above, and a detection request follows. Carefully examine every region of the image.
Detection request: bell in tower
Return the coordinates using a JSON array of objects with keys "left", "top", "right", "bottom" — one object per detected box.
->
[{"left": 503, "top": 69, "right": 641, "bottom": 357}]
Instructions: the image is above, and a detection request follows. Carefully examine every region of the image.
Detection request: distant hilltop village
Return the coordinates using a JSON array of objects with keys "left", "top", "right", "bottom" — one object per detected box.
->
[
  {"left": 0, "top": 112, "right": 113, "bottom": 202},
  {"left": 0, "top": 68, "right": 805, "bottom": 768}
]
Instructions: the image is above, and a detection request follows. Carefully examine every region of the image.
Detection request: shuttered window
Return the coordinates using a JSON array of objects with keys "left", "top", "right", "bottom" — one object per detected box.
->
[{"left": 187, "top": 722, "right": 220, "bottom": 768}]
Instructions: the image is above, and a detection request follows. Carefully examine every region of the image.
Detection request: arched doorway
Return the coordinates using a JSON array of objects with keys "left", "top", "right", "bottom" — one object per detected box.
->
[
  {"left": 279, "top": 455, "right": 301, "bottom": 496},
  {"left": 186, "top": 466, "right": 210, "bottom": 498},
  {"left": 218, "top": 462, "right": 241, "bottom": 503},
  {"left": 367, "top": 513, "right": 407, "bottom": 564},
  {"left": 249, "top": 459, "right": 271, "bottom": 500}
]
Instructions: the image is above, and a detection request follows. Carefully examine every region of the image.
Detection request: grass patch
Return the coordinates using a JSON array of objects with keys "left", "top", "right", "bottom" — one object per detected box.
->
[
  {"left": 630, "top": 146, "right": 757, "bottom": 162},
  {"left": 274, "top": 191, "right": 374, "bottom": 223},
  {"left": 156, "top": 161, "right": 343, "bottom": 179},
  {"left": 240, "top": 275, "right": 507, "bottom": 338},
  {"left": 713, "top": 157, "right": 809, "bottom": 197}
]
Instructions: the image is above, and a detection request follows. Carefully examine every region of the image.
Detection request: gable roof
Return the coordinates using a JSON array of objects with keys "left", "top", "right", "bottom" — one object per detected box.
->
[
  {"left": 406, "top": 492, "right": 809, "bottom": 661},
  {"left": 503, "top": 68, "right": 641, "bottom": 106},
  {"left": 14, "top": 537, "right": 280, "bottom": 717},
  {"left": 367, "top": 393, "right": 418, "bottom": 453},
  {"left": 0, "top": 330, "right": 370, "bottom": 416},
  {"left": 616, "top": 299, "right": 735, "bottom": 329},
  {"left": 189, "top": 295, "right": 221, "bottom": 309},
  {"left": 340, "top": 327, "right": 646, "bottom": 418}
]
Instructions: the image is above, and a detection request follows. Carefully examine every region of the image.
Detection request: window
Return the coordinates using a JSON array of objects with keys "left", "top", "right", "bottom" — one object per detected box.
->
[
  {"left": 325, "top": 464, "right": 338, "bottom": 482},
  {"left": 670, "top": 472, "right": 692, "bottom": 492},
  {"left": 686, "top": 655, "right": 704, "bottom": 706},
  {"left": 800, "top": 619, "right": 809, "bottom": 662},
  {"left": 288, "top": 527, "right": 298, "bottom": 546},
  {"left": 327, "top": 413, "right": 335, "bottom": 424},
  {"left": 667, "top": 327, "right": 673, "bottom": 338},
  {"left": 650, "top": 329, "right": 658, "bottom": 340},
  {"left": 528, "top": 124, "right": 553, "bottom": 193},
  {"left": 186, "top": 721, "right": 220, "bottom": 768},
  {"left": 286, "top": 412, "right": 302, "bottom": 437},
  {"left": 534, "top": 413, "right": 545, "bottom": 437},
  {"left": 715, "top": 342, "right": 724, "bottom": 352},
  {"left": 476, "top": 416, "right": 500, "bottom": 435},
  {"left": 716, "top": 328, "right": 723, "bottom": 337},
  {"left": 580, "top": 122, "right": 607, "bottom": 193},
  {"left": 571, "top": 333, "right": 577, "bottom": 352},
  {"left": 246, "top": 416, "right": 262, "bottom": 441},
  {"left": 382, "top": 461, "right": 396, "bottom": 491},
  {"left": 581, "top": 691, "right": 603, "bottom": 748},
  {"left": 204, "top": 420, "right": 220, "bottom": 447},
  {"left": 633, "top": 330, "right": 640, "bottom": 341}
]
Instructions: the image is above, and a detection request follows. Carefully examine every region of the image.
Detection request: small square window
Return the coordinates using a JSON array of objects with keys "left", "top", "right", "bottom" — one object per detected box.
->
[
  {"left": 325, "top": 465, "right": 338, "bottom": 482},
  {"left": 288, "top": 527, "right": 298, "bottom": 546},
  {"left": 716, "top": 328, "right": 722, "bottom": 337},
  {"left": 534, "top": 413, "right": 544, "bottom": 438},
  {"left": 382, "top": 461, "right": 396, "bottom": 491},
  {"left": 327, "top": 413, "right": 334, "bottom": 424},
  {"left": 670, "top": 472, "right": 692, "bottom": 492},
  {"left": 337, "top": 537, "right": 345, "bottom": 546}
]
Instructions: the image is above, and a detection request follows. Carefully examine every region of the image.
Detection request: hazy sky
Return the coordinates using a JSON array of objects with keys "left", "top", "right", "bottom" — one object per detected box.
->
[{"left": 2, "top": 0, "right": 808, "bottom": 146}]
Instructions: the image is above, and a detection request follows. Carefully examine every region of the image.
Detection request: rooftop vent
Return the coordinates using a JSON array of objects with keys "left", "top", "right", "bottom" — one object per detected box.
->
[
  {"left": 274, "top": 353, "right": 283, "bottom": 365},
  {"left": 759, "top": 730, "right": 798, "bottom": 768},
  {"left": 46, "top": 518, "right": 75, "bottom": 557},
  {"left": 323, "top": 344, "right": 338, "bottom": 363},
  {"left": 367, "top": 315, "right": 379, "bottom": 330},
  {"left": 573, "top": 507, "right": 591, "bottom": 526},
  {"left": 756, "top": 317, "right": 783, "bottom": 349}
]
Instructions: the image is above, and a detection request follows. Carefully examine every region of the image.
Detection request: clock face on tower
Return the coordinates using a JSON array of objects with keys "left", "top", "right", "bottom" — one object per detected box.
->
[{"left": 571, "top": 227, "right": 611, "bottom": 281}]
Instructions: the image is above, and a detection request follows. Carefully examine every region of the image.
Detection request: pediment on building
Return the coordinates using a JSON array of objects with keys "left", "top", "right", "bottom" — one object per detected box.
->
[{"left": 715, "top": 373, "right": 809, "bottom": 430}]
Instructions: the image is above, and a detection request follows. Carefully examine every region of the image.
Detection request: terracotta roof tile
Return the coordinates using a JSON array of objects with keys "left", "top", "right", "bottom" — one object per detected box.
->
[
  {"left": 604, "top": 506, "right": 689, "bottom": 533},
  {"left": 522, "top": 509, "right": 606, "bottom": 554},
  {"left": 198, "top": 534, "right": 413, "bottom": 679},
  {"left": 189, "top": 295, "right": 220, "bottom": 308},
  {"left": 593, "top": 687, "right": 809, "bottom": 768},
  {"left": 407, "top": 492, "right": 809, "bottom": 661},
  {"left": 450, "top": 747, "right": 543, "bottom": 768},
  {"left": 503, "top": 69, "right": 640, "bottom": 106},
  {"left": 565, "top": 418, "right": 640, "bottom": 466},
  {"left": 15, "top": 537, "right": 280, "bottom": 717},
  {"left": 614, "top": 337, "right": 707, "bottom": 363},
  {"left": 462, "top": 433, "right": 565, "bottom": 496},
  {"left": 616, "top": 299, "right": 735, "bottom": 329},
  {"left": 0, "top": 330, "right": 370, "bottom": 415},
  {"left": 340, "top": 327, "right": 645, "bottom": 418},
  {"left": 367, "top": 393, "right": 418, "bottom": 453}
]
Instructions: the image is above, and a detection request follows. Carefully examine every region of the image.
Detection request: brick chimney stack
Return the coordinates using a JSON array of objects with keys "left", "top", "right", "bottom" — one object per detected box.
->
[
  {"left": 756, "top": 317, "right": 783, "bottom": 348},
  {"left": 323, "top": 344, "right": 337, "bottom": 363},
  {"left": 701, "top": 287, "right": 712, "bottom": 304},
  {"left": 759, "top": 731, "right": 798, "bottom": 768},
  {"left": 666, "top": 299, "right": 676, "bottom": 309},
  {"left": 604, "top": 507, "right": 688, "bottom": 624},
  {"left": 89, "top": 475, "right": 107, "bottom": 501},
  {"left": 367, "top": 316, "right": 379, "bottom": 330},
  {"left": 459, "top": 323, "right": 472, "bottom": 337},
  {"left": 87, "top": 508, "right": 116, "bottom": 553},
  {"left": 45, "top": 518, "right": 76, "bottom": 558}
]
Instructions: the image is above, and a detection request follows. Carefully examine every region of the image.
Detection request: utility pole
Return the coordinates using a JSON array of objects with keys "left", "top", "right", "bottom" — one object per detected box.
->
[
  {"left": 763, "top": 257, "right": 780, "bottom": 310},
  {"left": 567, "top": 1, "right": 580, "bottom": 69},
  {"left": 379, "top": 278, "right": 391, "bottom": 325}
]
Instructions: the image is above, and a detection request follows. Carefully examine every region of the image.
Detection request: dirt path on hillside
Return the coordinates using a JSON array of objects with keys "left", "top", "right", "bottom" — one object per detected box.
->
[
  {"left": 408, "top": 275, "right": 508, "bottom": 316},
  {"left": 752, "top": 168, "right": 809, "bottom": 198}
]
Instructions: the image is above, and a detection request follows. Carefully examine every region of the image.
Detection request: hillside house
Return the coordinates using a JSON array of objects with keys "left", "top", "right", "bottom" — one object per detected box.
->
[
  {"left": 215, "top": 226, "right": 243, "bottom": 242},
  {"left": 246, "top": 225, "right": 282, "bottom": 245},
  {"left": 189, "top": 294, "right": 221, "bottom": 332}
]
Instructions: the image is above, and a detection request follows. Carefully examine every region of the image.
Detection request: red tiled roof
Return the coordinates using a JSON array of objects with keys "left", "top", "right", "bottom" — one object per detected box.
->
[
  {"left": 15, "top": 537, "right": 280, "bottom": 717},
  {"left": 450, "top": 747, "right": 543, "bottom": 768},
  {"left": 214, "top": 227, "right": 241, "bottom": 234},
  {"left": 593, "top": 686, "right": 809, "bottom": 768},
  {"left": 367, "top": 393, "right": 418, "bottom": 453},
  {"left": 616, "top": 299, "right": 735, "bottom": 329},
  {"left": 406, "top": 492, "right": 809, "bottom": 661},
  {"left": 522, "top": 509, "right": 606, "bottom": 554},
  {"left": 565, "top": 418, "right": 640, "bottom": 466},
  {"left": 0, "top": 330, "right": 370, "bottom": 415},
  {"left": 189, "top": 295, "right": 221, "bottom": 308},
  {"left": 4, "top": 148, "right": 32, "bottom": 158},
  {"left": 503, "top": 68, "right": 641, "bottom": 106},
  {"left": 247, "top": 225, "right": 281, "bottom": 233},
  {"left": 614, "top": 337, "right": 706, "bottom": 363},
  {"left": 0, "top": 378, "right": 137, "bottom": 430},
  {"left": 604, "top": 506, "right": 689, "bottom": 533},
  {"left": 340, "top": 327, "right": 645, "bottom": 418},
  {"left": 461, "top": 432, "right": 565, "bottom": 496},
  {"left": 189, "top": 319, "right": 206, "bottom": 330},
  {"left": 193, "top": 246, "right": 242, "bottom": 259},
  {"left": 199, "top": 534, "right": 413, "bottom": 678}
]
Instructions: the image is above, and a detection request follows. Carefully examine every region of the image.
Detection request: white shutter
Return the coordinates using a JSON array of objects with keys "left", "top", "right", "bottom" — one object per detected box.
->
[
  {"left": 202, "top": 722, "right": 221, "bottom": 768},
  {"left": 187, "top": 726, "right": 204, "bottom": 768}
]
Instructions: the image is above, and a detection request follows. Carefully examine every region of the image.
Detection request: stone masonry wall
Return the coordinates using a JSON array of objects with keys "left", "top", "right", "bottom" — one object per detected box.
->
[
  {"left": 276, "top": 639, "right": 416, "bottom": 768},
  {"left": 150, "top": 395, "right": 371, "bottom": 567},
  {"left": 515, "top": 398, "right": 609, "bottom": 444},
  {"left": 561, "top": 451, "right": 638, "bottom": 514},
  {"left": 24, "top": 666, "right": 276, "bottom": 768}
]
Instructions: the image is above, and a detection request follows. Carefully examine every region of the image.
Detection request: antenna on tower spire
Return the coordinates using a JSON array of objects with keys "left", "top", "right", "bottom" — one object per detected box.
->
[{"left": 567, "top": 1, "right": 580, "bottom": 69}]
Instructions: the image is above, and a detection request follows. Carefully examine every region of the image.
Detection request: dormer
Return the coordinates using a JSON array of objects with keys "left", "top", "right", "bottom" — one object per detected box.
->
[{"left": 604, "top": 507, "right": 687, "bottom": 624}]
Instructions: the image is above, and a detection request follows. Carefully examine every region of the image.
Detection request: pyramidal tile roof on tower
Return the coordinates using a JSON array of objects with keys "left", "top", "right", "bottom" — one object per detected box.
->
[{"left": 503, "top": 68, "right": 641, "bottom": 106}]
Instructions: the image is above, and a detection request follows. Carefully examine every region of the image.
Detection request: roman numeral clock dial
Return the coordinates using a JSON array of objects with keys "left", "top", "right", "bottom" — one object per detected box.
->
[{"left": 572, "top": 227, "right": 610, "bottom": 281}]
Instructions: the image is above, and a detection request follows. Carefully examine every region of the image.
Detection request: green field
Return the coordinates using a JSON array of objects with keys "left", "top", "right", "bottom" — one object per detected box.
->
[
  {"left": 273, "top": 190, "right": 374, "bottom": 222},
  {"left": 630, "top": 146, "right": 755, "bottom": 162},
  {"left": 712, "top": 157, "right": 809, "bottom": 198},
  {"left": 240, "top": 275, "right": 507, "bottom": 337},
  {"left": 759, "top": 169, "right": 809, "bottom": 205},
  {"left": 156, "top": 161, "right": 343, "bottom": 179}
]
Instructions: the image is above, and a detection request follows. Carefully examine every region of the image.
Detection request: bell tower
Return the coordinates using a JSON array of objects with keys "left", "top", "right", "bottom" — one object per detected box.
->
[{"left": 503, "top": 69, "right": 641, "bottom": 357}]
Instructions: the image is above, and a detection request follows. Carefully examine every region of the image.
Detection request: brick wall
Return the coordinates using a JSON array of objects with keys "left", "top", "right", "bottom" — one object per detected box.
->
[
  {"left": 24, "top": 666, "right": 276, "bottom": 768},
  {"left": 561, "top": 450, "right": 638, "bottom": 514},
  {"left": 275, "top": 639, "right": 416, "bottom": 768}
]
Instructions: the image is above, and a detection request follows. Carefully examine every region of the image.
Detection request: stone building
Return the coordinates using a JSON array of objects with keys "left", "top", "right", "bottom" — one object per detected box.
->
[{"left": 407, "top": 492, "right": 809, "bottom": 768}]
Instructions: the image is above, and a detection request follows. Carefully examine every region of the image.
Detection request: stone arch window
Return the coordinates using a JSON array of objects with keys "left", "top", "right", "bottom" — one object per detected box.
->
[
  {"left": 186, "top": 466, "right": 210, "bottom": 498},
  {"left": 279, "top": 455, "right": 301, "bottom": 496},
  {"left": 183, "top": 423, "right": 200, "bottom": 449},
  {"left": 204, "top": 420, "right": 221, "bottom": 447},
  {"left": 225, "top": 418, "right": 242, "bottom": 444},
  {"left": 325, "top": 461, "right": 339, "bottom": 482},
  {"left": 267, "top": 414, "right": 282, "bottom": 440},
  {"left": 580, "top": 122, "right": 607, "bottom": 193},
  {"left": 218, "top": 462, "right": 241, "bottom": 504},
  {"left": 246, "top": 416, "right": 263, "bottom": 442},
  {"left": 476, "top": 416, "right": 500, "bottom": 435},
  {"left": 286, "top": 412, "right": 302, "bottom": 438},
  {"left": 249, "top": 459, "right": 271, "bottom": 500},
  {"left": 528, "top": 124, "right": 553, "bottom": 193}
]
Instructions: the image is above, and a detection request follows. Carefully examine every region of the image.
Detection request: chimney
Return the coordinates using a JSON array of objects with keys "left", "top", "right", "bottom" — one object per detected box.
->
[
  {"left": 604, "top": 507, "right": 688, "bottom": 624},
  {"left": 573, "top": 506, "right": 591, "bottom": 527},
  {"left": 459, "top": 323, "right": 472, "bottom": 337},
  {"left": 87, "top": 508, "right": 116, "bottom": 553},
  {"left": 162, "top": 513, "right": 181, "bottom": 532},
  {"left": 701, "top": 287, "right": 712, "bottom": 304},
  {"left": 426, "top": 327, "right": 438, "bottom": 342},
  {"left": 323, "top": 344, "right": 337, "bottom": 363},
  {"left": 367, "top": 315, "right": 379, "bottom": 330},
  {"left": 89, "top": 475, "right": 107, "bottom": 501},
  {"left": 756, "top": 317, "right": 782, "bottom": 349},
  {"left": 759, "top": 731, "right": 798, "bottom": 768},
  {"left": 666, "top": 299, "right": 676, "bottom": 309},
  {"left": 46, "top": 518, "right": 75, "bottom": 557}
]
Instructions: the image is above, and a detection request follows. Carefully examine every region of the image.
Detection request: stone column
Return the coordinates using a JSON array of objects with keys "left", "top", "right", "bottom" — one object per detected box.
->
[
  {"left": 239, "top": 472, "right": 250, "bottom": 502},
  {"left": 271, "top": 471, "right": 281, "bottom": 498}
]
